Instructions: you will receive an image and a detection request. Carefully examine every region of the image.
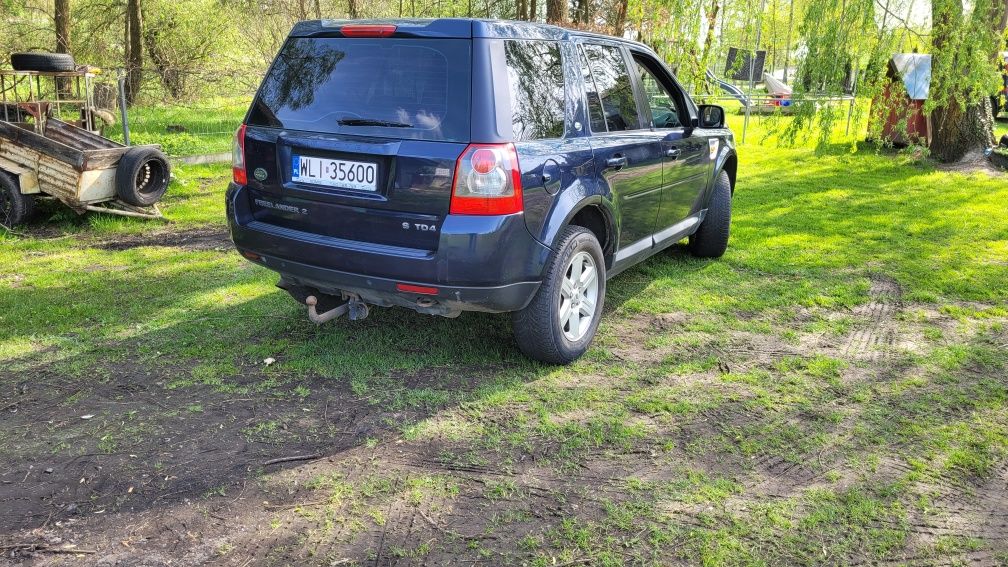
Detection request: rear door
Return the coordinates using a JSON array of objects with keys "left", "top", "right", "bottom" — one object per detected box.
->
[
  {"left": 579, "top": 42, "right": 664, "bottom": 261},
  {"left": 495, "top": 38, "right": 588, "bottom": 245},
  {"left": 241, "top": 35, "right": 472, "bottom": 253},
  {"left": 629, "top": 50, "right": 710, "bottom": 243}
]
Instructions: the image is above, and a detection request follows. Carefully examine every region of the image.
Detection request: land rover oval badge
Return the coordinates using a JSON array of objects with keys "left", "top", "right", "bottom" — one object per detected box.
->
[{"left": 253, "top": 168, "right": 268, "bottom": 181}]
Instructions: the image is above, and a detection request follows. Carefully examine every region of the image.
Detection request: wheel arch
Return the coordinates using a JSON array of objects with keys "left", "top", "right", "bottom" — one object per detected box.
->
[
  {"left": 564, "top": 202, "right": 615, "bottom": 270},
  {"left": 720, "top": 151, "right": 738, "bottom": 195}
]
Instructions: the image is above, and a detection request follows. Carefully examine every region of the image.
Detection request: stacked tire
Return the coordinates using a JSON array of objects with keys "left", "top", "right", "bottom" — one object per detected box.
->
[{"left": 10, "top": 52, "right": 76, "bottom": 72}]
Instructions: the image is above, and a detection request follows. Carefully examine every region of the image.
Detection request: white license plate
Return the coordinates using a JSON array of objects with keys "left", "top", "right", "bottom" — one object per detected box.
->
[{"left": 292, "top": 155, "right": 378, "bottom": 192}]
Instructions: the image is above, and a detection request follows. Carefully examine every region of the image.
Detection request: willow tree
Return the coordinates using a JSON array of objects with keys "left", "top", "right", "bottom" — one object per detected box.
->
[
  {"left": 782, "top": 0, "right": 894, "bottom": 147},
  {"left": 927, "top": 0, "right": 1008, "bottom": 162},
  {"left": 788, "top": 0, "right": 1008, "bottom": 162}
]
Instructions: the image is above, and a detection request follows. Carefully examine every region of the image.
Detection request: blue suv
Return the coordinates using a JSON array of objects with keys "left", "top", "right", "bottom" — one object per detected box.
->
[{"left": 227, "top": 19, "right": 737, "bottom": 364}]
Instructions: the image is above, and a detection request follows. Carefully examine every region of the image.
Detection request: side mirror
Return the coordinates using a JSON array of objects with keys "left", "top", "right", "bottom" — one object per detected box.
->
[{"left": 698, "top": 105, "right": 725, "bottom": 129}]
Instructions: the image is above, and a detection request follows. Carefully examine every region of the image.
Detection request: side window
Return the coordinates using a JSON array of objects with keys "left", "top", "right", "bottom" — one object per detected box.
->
[
  {"left": 504, "top": 40, "right": 566, "bottom": 140},
  {"left": 581, "top": 43, "right": 643, "bottom": 132},
  {"left": 578, "top": 46, "right": 608, "bottom": 133},
  {"left": 633, "top": 55, "right": 684, "bottom": 129}
]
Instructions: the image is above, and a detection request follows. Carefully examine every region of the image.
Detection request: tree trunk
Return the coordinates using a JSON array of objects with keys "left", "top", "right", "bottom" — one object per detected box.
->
[
  {"left": 612, "top": 0, "right": 627, "bottom": 36},
  {"left": 125, "top": 0, "right": 143, "bottom": 105},
  {"left": 55, "top": 0, "right": 71, "bottom": 54},
  {"left": 546, "top": 0, "right": 566, "bottom": 24},
  {"left": 348, "top": 0, "right": 358, "bottom": 18},
  {"left": 574, "top": 0, "right": 587, "bottom": 24},
  {"left": 54, "top": 0, "right": 71, "bottom": 96},
  {"left": 700, "top": 0, "right": 719, "bottom": 65},
  {"left": 782, "top": 0, "right": 793, "bottom": 83},
  {"left": 529, "top": 0, "right": 537, "bottom": 21},
  {"left": 930, "top": 99, "right": 996, "bottom": 162}
]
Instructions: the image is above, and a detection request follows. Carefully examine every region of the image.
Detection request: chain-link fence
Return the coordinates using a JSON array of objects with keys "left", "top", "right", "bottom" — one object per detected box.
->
[{"left": 80, "top": 71, "right": 256, "bottom": 159}]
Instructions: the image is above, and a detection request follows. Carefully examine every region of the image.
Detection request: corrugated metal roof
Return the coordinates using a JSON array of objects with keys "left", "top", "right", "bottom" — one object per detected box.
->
[{"left": 891, "top": 53, "right": 931, "bottom": 101}]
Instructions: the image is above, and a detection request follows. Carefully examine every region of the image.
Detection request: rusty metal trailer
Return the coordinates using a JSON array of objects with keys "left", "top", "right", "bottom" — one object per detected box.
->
[{"left": 0, "top": 65, "right": 170, "bottom": 228}]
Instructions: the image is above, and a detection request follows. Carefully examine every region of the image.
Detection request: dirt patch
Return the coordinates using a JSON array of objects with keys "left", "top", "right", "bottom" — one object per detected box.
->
[
  {"left": 3, "top": 297, "right": 1007, "bottom": 564},
  {"left": 94, "top": 226, "right": 232, "bottom": 252},
  {"left": 0, "top": 357, "right": 433, "bottom": 542}
]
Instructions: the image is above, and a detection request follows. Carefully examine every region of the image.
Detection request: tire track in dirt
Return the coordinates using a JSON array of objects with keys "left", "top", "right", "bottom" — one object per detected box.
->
[{"left": 842, "top": 274, "right": 903, "bottom": 361}]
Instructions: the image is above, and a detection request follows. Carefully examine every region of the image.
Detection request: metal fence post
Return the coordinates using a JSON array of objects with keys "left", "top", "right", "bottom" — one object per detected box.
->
[{"left": 117, "top": 71, "right": 130, "bottom": 146}]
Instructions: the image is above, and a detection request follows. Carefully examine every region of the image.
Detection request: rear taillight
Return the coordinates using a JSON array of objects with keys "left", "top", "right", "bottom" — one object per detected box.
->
[
  {"left": 449, "top": 143, "right": 523, "bottom": 215},
  {"left": 341, "top": 24, "right": 397, "bottom": 37},
  {"left": 232, "top": 123, "right": 247, "bottom": 185}
]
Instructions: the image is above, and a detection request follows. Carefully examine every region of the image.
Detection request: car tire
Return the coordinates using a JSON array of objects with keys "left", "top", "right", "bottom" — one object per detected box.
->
[
  {"left": 512, "top": 225, "right": 606, "bottom": 364},
  {"left": 688, "top": 169, "right": 732, "bottom": 258},
  {"left": 10, "top": 52, "right": 76, "bottom": 73},
  {"left": 0, "top": 171, "right": 34, "bottom": 228},
  {"left": 115, "top": 147, "right": 171, "bottom": 207}
]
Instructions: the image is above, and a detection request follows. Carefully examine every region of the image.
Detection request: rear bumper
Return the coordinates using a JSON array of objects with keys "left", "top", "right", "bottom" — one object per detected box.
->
[{"left": 226, "top": 183, "right": 550, "bottom": 313}]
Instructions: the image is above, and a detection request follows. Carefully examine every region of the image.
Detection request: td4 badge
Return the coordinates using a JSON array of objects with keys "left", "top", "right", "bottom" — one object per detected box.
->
[{"left": 402, "top": 222, "right": 437, "bottom": 232}]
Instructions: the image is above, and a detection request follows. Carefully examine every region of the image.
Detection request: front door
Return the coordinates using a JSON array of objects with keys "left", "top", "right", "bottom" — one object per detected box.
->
[
  {"left": 579, "top": 42, "right": 664, "bottom": 261},
  {"left": 630, "top": 51, "right": 711, "bottom": 243}
]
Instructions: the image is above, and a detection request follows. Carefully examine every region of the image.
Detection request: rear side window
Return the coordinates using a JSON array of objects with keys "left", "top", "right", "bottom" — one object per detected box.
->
[
  {"left": 248, "top": 37, "right": 471, "bottom": 142},
  {"left": 579, "top": 46, "right": 608, "bottom": 133},
  {"left": 581, "top": 44, "right": 642, "bottom": 132},
  {"left": 504, "top": 40, "right": 566, "bottom": 140}
]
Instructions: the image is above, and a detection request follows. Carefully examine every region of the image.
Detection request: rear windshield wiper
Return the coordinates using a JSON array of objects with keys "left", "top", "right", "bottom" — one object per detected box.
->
[{"left": 338, "top": 118, "right": 413, "bottom": 128}]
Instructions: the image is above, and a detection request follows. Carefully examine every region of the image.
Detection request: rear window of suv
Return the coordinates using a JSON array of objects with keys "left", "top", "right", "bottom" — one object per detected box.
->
[{"left": 247, "top": 37, "right": 471, "bottom": 142}]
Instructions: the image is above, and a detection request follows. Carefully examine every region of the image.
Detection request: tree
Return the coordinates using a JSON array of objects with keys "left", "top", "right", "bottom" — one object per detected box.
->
[
  {"left": 546, "top": 0, "right": 567, "bottom": 23},
  {"left": 54, "top": 0, "right": 71, "bottom": 54},
  {"left": 125, "top": 0, "right": 143, "bottom": 105},
  {"left": 927, "top": 0, "right": 1008, "bottom": 162},
  {"left": 611, "top": 0, "right": 627, "bottom": 36},
  {"left": 54, "top": 0, "right": 71, "bottom": 95}
]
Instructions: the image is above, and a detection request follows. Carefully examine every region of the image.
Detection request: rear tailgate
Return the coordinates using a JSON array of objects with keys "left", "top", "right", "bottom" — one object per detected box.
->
[{"left": 241, "top": 32, "right": 472, "bottom": 252}]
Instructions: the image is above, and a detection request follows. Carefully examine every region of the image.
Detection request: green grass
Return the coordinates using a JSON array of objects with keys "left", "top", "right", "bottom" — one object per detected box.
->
[
  {"left": 1, "top": 115, "right": 1007, "bottom": 564},
  {"left": 103, "top": 96, "right": 250, "bottom": 156},
  {"left": 996, "top": 117, "right": 1008, "bottom": 142}
]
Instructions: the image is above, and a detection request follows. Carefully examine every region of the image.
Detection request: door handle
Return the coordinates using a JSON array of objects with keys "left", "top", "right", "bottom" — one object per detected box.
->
[
  {"left": 606, "top": 155, "right": 628, "bottom": 169},
  {"left": 665, "top": 148, "right": 682, "bottom": 159}
]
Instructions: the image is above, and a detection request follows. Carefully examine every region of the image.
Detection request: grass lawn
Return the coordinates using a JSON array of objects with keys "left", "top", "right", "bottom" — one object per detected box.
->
[
  {"left": 1, "top": 118, "right": 1007, "bottom": 565},
  {"left": 102, "top": 96, "right": 250, "bottom": 157}
]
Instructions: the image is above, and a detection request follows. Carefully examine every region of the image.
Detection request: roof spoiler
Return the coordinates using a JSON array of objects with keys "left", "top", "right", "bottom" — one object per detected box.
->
[{"left": 289, "top": 18, "right": 474, "bottom": 39}]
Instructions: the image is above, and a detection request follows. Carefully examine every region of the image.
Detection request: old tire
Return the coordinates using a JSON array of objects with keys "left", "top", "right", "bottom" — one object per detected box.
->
[
  {"left": 115, "top": 147, "right": 171, "bottom": 207},
  {"left": 688, "top": 170, "right": 732, "bottom": 258},
  {"left": 512, "top": 226, "right": 606, "bottom": 365},
  {"left": 10, "top": 52, "right": 76, "bottom": 72},
  {"left": 0, "top": 171, "right": 34, "bottom": 228}
]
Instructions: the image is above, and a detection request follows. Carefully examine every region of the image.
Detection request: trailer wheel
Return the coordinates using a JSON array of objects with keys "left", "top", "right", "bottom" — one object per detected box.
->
[
  {"left": 10, "top": 52, "right": 76, "bottom": 72},
  {"left": 0, "top": 171, "right": 34, "bottom": 228},
  {"left": 115, "top": 147, "right": 171, "bottom": 207}
]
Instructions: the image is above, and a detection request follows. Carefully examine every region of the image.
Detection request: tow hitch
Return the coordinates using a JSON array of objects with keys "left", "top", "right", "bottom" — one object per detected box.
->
[{"left": 305, "top": 294, "right": 370, "bottom": 324}]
